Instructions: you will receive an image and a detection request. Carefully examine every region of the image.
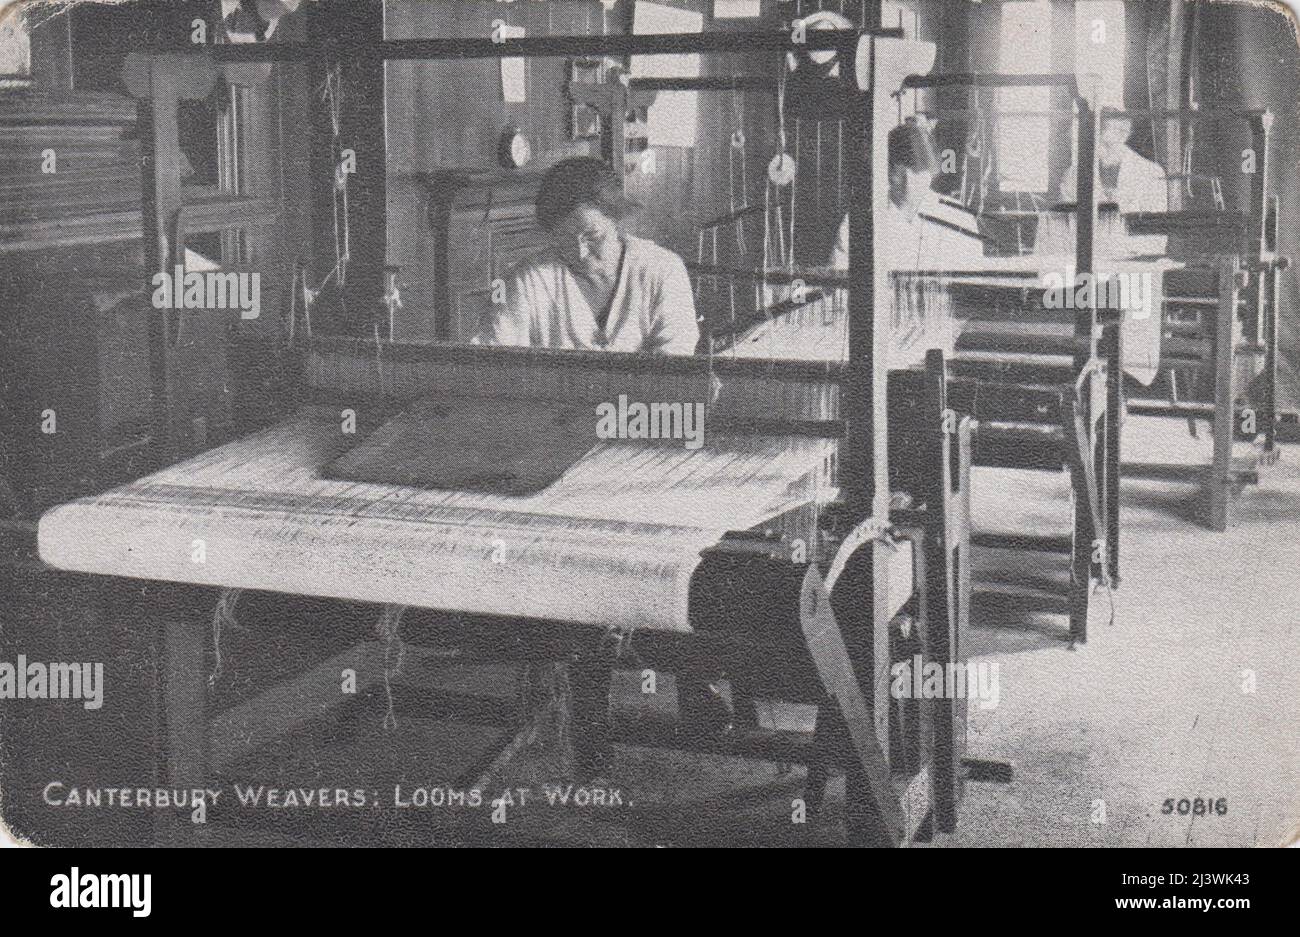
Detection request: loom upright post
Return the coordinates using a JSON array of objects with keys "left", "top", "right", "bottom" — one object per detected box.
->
[
  {"left": 1073, "top": 94, "right": 1102, "bottom": 616},
  {"left": 136, "top": 91, "right": 173, "bottom": 467},
  {"left": 1262, "top": 195, "right": 1282, "bottom": 463},
  {"left": 129, "top": 53, "right": 221, "bottom": 463},
  {"left": 843, "top": 66, "right": 879, "bottom": 521},
  {"left": 1246, "top": 112, "right": 1271, "bottom": 345},
  {"left": 836, "top": 30, "right": 910, "bottom": 845}
]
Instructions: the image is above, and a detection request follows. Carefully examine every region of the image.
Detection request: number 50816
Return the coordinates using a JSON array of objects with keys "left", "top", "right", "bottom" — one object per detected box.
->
[{"left": 1162, "top": 797, "right": 1227, "bottom": 816}]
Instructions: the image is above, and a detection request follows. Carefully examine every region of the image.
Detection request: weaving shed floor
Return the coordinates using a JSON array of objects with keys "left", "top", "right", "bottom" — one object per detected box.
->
[{"left": 940, "top": 418, "right": 1300, "bottom": 848}]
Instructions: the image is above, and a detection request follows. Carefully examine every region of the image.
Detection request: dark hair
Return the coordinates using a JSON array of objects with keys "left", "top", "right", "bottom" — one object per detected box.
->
[
  {"left": 534, "top": 157, "right": 637, "bottom": 231},
  {"left": 888, "top": 118, "right": 939, "bottom": 174}
]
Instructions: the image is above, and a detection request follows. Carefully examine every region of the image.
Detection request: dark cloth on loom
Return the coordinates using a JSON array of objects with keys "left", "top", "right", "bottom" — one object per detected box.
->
[{"left": 325, "top": 396, "right": 599, "bottom": 495}]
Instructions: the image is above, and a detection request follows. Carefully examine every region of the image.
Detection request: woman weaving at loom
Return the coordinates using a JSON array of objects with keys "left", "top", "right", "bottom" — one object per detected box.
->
[
  {"left": 829, "top": 116, "right": 943, "bottom": 273},
  {"left": 483, "top": 157, "right": 701, "bottom": 355},
  {"left": 825, "top": 117, "right": 972, "bottom": 368},
  {"left": 1055, "top": 114, "right": 1168, "bottom": 258},
  {"left": 1058, "top": 115, "right": 1168, "bottom": 216},
  {"left": 723, "top": 117, "right": 972, "bottom": 368}
]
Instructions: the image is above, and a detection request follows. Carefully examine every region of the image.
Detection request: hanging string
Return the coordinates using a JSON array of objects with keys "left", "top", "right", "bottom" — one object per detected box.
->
[
  {"left": 762, "top": 174, "right": 771, "bottom": 290},
  {"left": 208, "top": 588, "right": 244, "bottom": 687},
  {"left": 724, "top": 87, "right": 743, "bottom": 343},
  {"left": 775, "top": 203, "right": 786, "bottom": 270},
  {"left": 695, "top": 230, "right": 706, "bottom": 301},
  {"left": 1068, "top": 359, "right": 1117, "bottom": 631},
  {"left": 706, "top": 332, "right": 724, "bottom": 403},
  {"left": 790, "top": 118, "right": 800, "bottom": 271},
  {"left": 738, "top": 92, "right": 749, "bottom": 256},
  {"left": 288, "top": 261, "right": 320, "bottom": 348},
  {"left": 600, "top": 625, "right": 642, "bottom": 670},
  {"left": 287, "top": 265, "right": 298, "bottom": 347},
  {"left": 382, "top": 268, "right": 402, "bottom": 343},
  {"left": 762, "top": 184, "right": 777, "bottom": 358},
  {"left": 338, "top": 162, "right": 351, "bottom": 288},
  {"left": 979, "top": 94, "right": 993, "bottom": 212},
  {"left": 319, "top": 64, "right": 351, "bottom": 295},
  {"left": 729, "top": 87, "right": 749, "bottom": 258},
  {"left": 377, "top": 604, "right": 407, "bottom": 731}
]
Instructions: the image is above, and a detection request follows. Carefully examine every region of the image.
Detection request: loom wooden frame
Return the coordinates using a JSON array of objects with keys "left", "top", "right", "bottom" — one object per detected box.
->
[
  {"left": 871, "top": 72, "right": 1113, "bottom": 643},
  {"left": 102, "top": 19, "right": 974, "bottom": 847},
  {"left": 1118, "top": 109, "right": 1284, "bottom": 532}
]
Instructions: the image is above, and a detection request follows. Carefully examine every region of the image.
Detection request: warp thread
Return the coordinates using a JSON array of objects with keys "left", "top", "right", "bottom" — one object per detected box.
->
[
  {"left": 208, "top": 588, "right": 244, "bottom": 687},
  {"left": 521, "top": 662, "right": 573, "bottom": 762},
  {"left": 600, "top": 624, "right": 642, "bottom": 670},
  {"left": 319, "top": 64, "right": 351, "bottom": 291},
  {"left": 890, "top": 273, "right": 955, "bottom": 370},
  {"left": 287, "top": 264, "right": 319, "bottom": 347}
]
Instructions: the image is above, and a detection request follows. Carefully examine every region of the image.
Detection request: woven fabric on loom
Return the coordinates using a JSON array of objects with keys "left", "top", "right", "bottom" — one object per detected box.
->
[
  {"left": 38, "top": 406, "right": 857, "bottom": 632},
  {"left": 725, "top": 279, "right": 955, "bottom": 369},
  {"left": 722, "top": 230, "right": 1176, "bottom": 384}
]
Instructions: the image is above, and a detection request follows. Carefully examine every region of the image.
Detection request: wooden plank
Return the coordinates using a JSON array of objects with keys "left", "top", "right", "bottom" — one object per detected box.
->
[
  {"left": 1261, "top": 197, "right": 1281, "bottom": 459},
  {"left": 973, "top": 532, "right": 1072, "bottom": 554},
  {"left": 1208, "top": 261, "right": 1237, "bottom": 531},
  {"left": 800, "top": 564, "right": 905, "bottom": 846},
  {"left": 1164, "top": 0, "right": 1185, "bottom": 212},
  {"left": 206, "top": 29, "right": 885, "bottom": 65},
  {"left": 1105, "top": 335, "right": 1121, "bottom": 583},
  {"left": 158, "top": 603, "right": 209, "bottom": 846},
  {"left": 1062, "top": 396, "right": 1092, "bottom": 644},
  {"left": 921, "top": 354, "right": 959, "bottom": 833},
  {"left": 208, "top": 641, "right": 385, "bottom": 773}
]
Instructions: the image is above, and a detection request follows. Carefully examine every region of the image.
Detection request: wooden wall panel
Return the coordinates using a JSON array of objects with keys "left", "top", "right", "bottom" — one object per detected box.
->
[
  {"left": 385, "top": 1, "right": 600, "bottom": 175},
  {"left": 382, "top": 0, "right": 785, "bottom": 339}
]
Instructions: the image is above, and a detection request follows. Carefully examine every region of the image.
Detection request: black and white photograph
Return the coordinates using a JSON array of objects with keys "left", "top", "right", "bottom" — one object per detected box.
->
[{"left": 0, "top": 0, "right": 1297, "bottom": 865}]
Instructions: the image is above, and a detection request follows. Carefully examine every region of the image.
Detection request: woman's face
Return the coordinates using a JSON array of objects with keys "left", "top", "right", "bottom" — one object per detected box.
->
[
  {"left": 889, "top": 165, "right": 935, "bottom": 216},
  {"left": 549, "top": 204, "right": 623, "bottom": 278}
]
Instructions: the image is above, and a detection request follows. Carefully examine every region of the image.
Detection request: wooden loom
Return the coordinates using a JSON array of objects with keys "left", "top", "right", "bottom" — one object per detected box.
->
[
  {"left": 1119, "top": 108, "right": 1287, "bottom": 532},
  {"left": 906, "top": 74, "right": 1115, "bottom": 645},
  {"left": 34, "top": 24, "right": 987, "bottom": 846},
  {"left": 700, "top": 73, "right": 1115, "bottom": 644},
  {"left": 921, "top": 102, "right": 1287, "bottom": 535},
  {"left": 942, "top": 104, "right": 1289, "bottom": 533}
]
